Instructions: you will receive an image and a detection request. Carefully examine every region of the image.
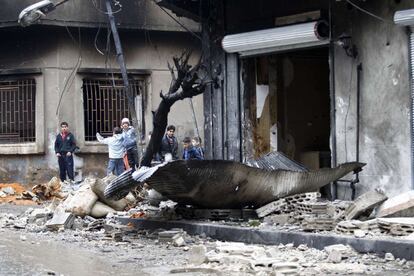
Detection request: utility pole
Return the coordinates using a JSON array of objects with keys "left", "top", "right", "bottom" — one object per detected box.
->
[{"left": 105, "top": 0, "right": 141, "bottom": 163}]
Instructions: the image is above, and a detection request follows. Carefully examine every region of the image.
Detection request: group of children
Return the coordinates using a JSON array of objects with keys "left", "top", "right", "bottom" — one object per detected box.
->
[
  {"left": 157, "top": 125, "right": 204, "bottom": 162},
  {"left": 98, "top": 122, "right": 205, "bottom": 176},
  {"left": 96, "top": 118, "right": 139, "bottom": 176}
]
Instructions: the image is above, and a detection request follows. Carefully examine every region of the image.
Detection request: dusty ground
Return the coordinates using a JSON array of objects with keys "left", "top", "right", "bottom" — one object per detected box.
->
[{"left": 1, "top": 203, "right": 414, "bottom": 275}]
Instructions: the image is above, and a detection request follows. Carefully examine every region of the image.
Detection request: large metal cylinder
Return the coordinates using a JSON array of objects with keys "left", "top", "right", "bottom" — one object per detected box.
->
[{"left": 222, "top": 21, "right": 329, "bottom": 56}]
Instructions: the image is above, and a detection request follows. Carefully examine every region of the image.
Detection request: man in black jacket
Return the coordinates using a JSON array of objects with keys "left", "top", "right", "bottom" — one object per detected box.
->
[{"left": 54, "top": 122, "right": 76, "bottom": 182}]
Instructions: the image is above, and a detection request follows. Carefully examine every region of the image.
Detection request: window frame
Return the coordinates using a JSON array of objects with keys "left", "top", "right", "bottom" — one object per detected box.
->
[
  {"left": 75, "top": 72, "right": 148, "bottom": 153},
  {"left": 0, "top": 72, "right": 44, "bottom": 155}
]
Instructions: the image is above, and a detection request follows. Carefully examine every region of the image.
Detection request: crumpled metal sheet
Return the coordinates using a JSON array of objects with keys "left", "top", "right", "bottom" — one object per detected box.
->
[
  {"left": 245, "top": 151, "right": 308, "bottom": 172},
  {"left": 132, "top": 160, "right": 365, "bottom": 208}
]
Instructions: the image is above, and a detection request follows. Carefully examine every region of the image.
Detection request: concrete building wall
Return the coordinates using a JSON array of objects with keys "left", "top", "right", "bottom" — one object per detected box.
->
[
  {"left": 0, "top": 27, "right": 203, "bottom": 184},
  {"left": 334, "top": 0, "right": 412, "bottom": 199}
]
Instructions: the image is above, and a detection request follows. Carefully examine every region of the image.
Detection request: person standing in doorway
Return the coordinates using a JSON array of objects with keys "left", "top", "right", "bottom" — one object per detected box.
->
[
  {"left": 54, "top": 122, "right": 76, "bottom": 182},
  {"left": 96, "top": 127, "right": 125, "bottom": 176},
  {"left": 121, "top": 118, "right": 139, "bottom": 170},
  {"left": 159, "top": 125, "right": 178, "bottom": 161}
]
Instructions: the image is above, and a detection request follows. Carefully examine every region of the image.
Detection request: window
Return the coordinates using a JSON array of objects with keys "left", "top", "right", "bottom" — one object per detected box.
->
[
  {"left": 82, "top": 78, "right": 144, "bottom": 141},
  {"left": 0, "top": 79, "right": 36, "bottom": 143}
]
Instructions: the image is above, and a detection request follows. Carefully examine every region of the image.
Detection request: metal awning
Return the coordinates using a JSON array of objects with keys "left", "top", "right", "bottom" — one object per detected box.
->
[{"left": 222, "top": 21, "right": 329, "bottom": 57}]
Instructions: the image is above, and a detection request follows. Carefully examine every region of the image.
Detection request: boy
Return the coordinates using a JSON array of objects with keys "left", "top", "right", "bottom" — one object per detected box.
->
[
  {"left": 182, "top": 137, "right": 203, "bottom": 160},
  {"left": 159, "top": 125, "right": 178, "bottom": 161},
  {"left": 96, "top": 127, "right": 125, "bottom": 176},
  {"left": 120, "top": 118, "right": 138, "bottom": 170},
  {"left": 192, "top": 136, "right": 204, "bottom": 159},
  {"left": 54, "top": 122, "right": 77, "bottom": 182}
]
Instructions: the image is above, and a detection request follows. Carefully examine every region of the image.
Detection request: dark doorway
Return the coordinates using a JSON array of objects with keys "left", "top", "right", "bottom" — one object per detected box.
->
[{"left": 246, "top": 47, "right": 331, "bottom": 170}]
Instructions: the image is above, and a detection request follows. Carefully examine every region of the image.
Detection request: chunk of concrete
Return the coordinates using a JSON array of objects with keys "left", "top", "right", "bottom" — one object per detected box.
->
[
  {"left": 189, "top": 245, "right": 207, "bottom": 265},
  {"left": 90, "top": 201, "right": 116, "bottom": 218},
  {"left": 173, "top": 234, "right": 186, "bottom": 247},
  {"left": 327, "top": 249, "right": 343, "bottom": 263},
  {"left": 324, "top": 244, "right": 355, "bottom": 259},
  {"left": 377, "top": 217, "right": 414, "bottom": 236},
  {"left": 263, "top": 214, "right": 291, "bottom": 225},
  {"left": 1, "top": 187, "right": 15, "bottom": 195},
  {"left": 46, "top": 211, "right": 74, "bottom": 230},
  {"left": 256, "top": 198, "right": 287, "bottom": 218},
  {"left": 65, "top": 181, "right": 98, "bottom": 217},
  {"left": 377, "top": 191, "right": 414, "bottom": 218},
  {"left": 344, "top": 189, "right": 387, "bottom": 220}
]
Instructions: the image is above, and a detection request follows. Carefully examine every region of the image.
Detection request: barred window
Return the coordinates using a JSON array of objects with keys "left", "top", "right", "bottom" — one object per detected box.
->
[
  {"left": 0, "top": 79, "right": 36, "bottom": 143},
  {"left": 82, "top": 78, "right": 144, "bottom": 141}
]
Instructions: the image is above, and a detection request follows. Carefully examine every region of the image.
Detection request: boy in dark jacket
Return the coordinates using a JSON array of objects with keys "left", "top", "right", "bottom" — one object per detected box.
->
[
  {"left": 192, "top": 136, "right": 204, "bottom": 159},
  {"left": 182, "top": 137, "right": 203, "bottom": 160},
  {"left": 159, "top": 125, "right": 178, "bottom": 161},
  {"left": 54, "top": 122, "right": 77, "bottom": 182}
]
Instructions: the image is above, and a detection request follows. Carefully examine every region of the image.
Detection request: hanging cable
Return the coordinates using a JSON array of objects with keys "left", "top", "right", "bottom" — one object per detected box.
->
[
  {"left": 151, "top": 0, "right": 202, "bottom": 41},
  {"left": 91, "top": 0, "right": 122, "bottom": 14},
  {"left": 56, "top": 26, "right": 82, "bottom": 116},
  {"left": 346, "top": 0, "right": 389, "bottom": 23},
  {"left": 94, "top": 23, "right": 105, "bottom": 55}
]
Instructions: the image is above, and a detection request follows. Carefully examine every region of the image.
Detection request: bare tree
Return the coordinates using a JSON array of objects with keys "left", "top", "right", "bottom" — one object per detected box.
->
[{"left": 140, "top": 51, "right": 210, "bottom": 167}]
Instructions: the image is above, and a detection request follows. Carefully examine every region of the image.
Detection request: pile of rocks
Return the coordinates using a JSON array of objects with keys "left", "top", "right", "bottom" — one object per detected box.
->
[
  {"left": 255, "top": 189, "right": 414, "bottom": 239},
  {"left": 177, "top": 241, "right": 413, "bottom": 275}
]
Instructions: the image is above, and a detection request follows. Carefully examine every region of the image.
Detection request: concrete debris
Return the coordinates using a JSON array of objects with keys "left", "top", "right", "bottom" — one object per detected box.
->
[
  {"left": 0, "top": 191, "right": 6, "bottom": 198},
  {"left": 188, "top": 245, "right": 207, "bottom": 265},
  {"left": 256, "top": 192, "right": 320, "bottom": 218},
  {"left": 354, "top": 229, "right": 367, "bottom": 238},
  {"left": 301, "top": 215, "right": 335, "bottom": 231},
  {"left": 324, "top": 244, "right": 356, "bottom": 259},
  {"left": 45, "top": 211, "right": 74, "bottom": 230},
  {"left": 173, "top": 234, "right": 186, "bottom": 247},
  {"left": 32, "top": 177, "right": 63, "bottom": 200},
  {"left": 1, "top": 186, "right": 16, "bottom": 195},
  {"left": 158, "top": 229, "right": 184, "bottom": 242},
  {"left": 344, "top": 189, "right": 387, "bottom": 220},
  {"left": 90, "top": 201, "right": 116, "bottom": 218},
  {"left": 335, "top": 220, "right": 359, "bottom": 235},
  {"left": 263, "top": 214, "right": 292, "bottom": 225},
  {"left": 64, "top": 180, "right": 98, "bottom": 217},
  {"left": 385, "top": 252, "right": 395, "bottom": 261},
  {"left": 376, "top": 190, "right": 414, "bottom": 218},
  {"left": 377, "top": 217, "right": 414, "bottom": 236}
]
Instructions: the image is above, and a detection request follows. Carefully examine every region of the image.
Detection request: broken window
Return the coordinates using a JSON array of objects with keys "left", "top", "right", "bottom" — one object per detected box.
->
[
  {"left": 0, "top": 79, "right": 36, "bottom": 143},
  {"left": 82, "top": 78, "right": 144, "bottom": 141}
]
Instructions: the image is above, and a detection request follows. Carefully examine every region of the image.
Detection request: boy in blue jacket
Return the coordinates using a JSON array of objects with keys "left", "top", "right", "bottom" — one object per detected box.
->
[
  {"left": 97, "top": 127, "right": 125, "bottom": 176},
  {"left": 182, "top": 137, "right": 203, "bottom": 160}
]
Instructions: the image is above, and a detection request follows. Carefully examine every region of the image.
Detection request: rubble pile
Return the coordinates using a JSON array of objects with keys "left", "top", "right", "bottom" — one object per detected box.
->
[
  {"left": 0, "top": 175, "right": 139, "bottom": 232},
  {"left": 256, "top": 189, "right": 414, "bottom": 239},
  {"left": 0, "top": 183, "right": 39, "bottom": 204},
  {"left": 176, "top": 241, "right": 413, "bottom": 275}
]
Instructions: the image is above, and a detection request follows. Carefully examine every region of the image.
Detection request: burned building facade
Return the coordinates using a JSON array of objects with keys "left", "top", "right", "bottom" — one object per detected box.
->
[
  {"left": 157, "top": 0, "right": 413, "bottom": 199},
  {"left": 0, "top": 0, "right": 203, "bottom": 183}
]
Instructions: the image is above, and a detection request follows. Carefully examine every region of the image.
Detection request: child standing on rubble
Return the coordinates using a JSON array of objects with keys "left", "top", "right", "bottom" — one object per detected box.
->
[
  {"left": 182, "top": 137, "right": 203, "bottom": 160},
  {"left": 96, "top": 127, "right": 125, "bottom": 176}
]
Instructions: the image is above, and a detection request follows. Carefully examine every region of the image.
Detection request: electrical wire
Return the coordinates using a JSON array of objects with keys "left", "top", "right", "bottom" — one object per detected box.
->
[
  {"left": 91, "top": 0, "right": 122, "bottom": 14},
  {"left": 151, "top": 0, "right": 202, "bottom": 41},
  {"left": 56, "top": 26, "right": 82, "bottom": 115},
  {"left": 346, "top": 0, "right": 389, "bottom": 23},
  {"left": 94, "top": 23, "right": 105, "bottom": 55}
]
